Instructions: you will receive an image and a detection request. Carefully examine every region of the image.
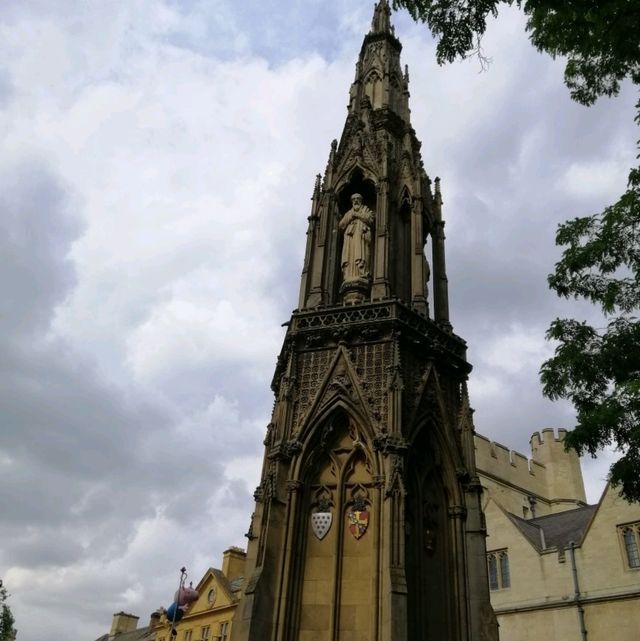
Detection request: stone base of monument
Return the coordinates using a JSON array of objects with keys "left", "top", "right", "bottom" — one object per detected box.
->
[{"left": 340, "top": 278, "right": 370, "bottom": 304}]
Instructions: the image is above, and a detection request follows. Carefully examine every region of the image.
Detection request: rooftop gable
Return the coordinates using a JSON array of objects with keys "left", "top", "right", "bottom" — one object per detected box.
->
[{"left": 507, "top": 504, "right": 597, "bottom": 552}]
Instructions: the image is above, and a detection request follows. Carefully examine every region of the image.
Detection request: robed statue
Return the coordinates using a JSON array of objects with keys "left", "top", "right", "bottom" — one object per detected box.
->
[{"left": 339, "top": 193, "right": 375, "bottom": 284}]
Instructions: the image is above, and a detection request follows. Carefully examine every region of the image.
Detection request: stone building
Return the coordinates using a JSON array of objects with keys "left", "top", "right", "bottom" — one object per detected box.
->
[
  {"left": 92, "top": 3, "right": 639, "bottom": 640},
  {"left": 94, "top": 611, "right": 157, "bottom": 641},
  {"left": 230, "top": 2, "right": 497, "bottom": 640},
  {"left": 475, "top": 428, "right": 640, "bottom": 641},
  {"left": 93, "top": 431, "right": 640, "bottom": 641},
  {"left": 153, "top": 548, "right": 246, "bottom": 641},
  {"left": 94, "top": 549, "right": 246, "bottom": 641}
]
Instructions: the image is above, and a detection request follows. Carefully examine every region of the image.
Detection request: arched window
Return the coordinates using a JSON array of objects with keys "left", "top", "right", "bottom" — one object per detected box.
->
[
  {"left": 499, "top": 551, "right": 511, "bottom": 588},
  {"left": 622, "top": 525, "right": 640, "bottom": 568},
  {"left": 487, "top": 553, "right": 498, "bottom": 591},
  {"left": 487, "top": 549, "right": 510, "bottom": 590}
]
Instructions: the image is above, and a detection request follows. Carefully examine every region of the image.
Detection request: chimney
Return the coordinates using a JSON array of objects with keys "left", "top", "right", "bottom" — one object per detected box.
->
[
  {"left": 149, "top": 610, "right": 162, "bottom": 629},
  {"left": 109, "top": 612, "right": 139, "bottom": 637},
  {"left": 222, "top": 546, "right": 247, "bottom": 582}
]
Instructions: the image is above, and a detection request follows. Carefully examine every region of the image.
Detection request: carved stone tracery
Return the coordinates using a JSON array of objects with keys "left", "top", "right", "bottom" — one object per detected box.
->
[{"left": 235, "top": 4, "right": 498, "bottom": 640}]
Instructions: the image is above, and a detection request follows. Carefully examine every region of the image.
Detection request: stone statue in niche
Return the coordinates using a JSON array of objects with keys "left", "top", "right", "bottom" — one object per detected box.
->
[
  {"left": 423, "top": 251, "right": 431, "bottom": 302},
  {"left": 339, "top": 193, "right": 375, "bottom": 303}
]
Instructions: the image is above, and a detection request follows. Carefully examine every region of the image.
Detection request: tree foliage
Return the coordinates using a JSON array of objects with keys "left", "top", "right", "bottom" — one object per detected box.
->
[
  {"left": 0, "top": 582, "right": 16, "bottom": 641},
  {"left": 392, "top": 0, "right": 640, "bottom": 499},
  {"left": 541, "top": 159, "right": 640, "bottom": 501},
  {"left": 391, "top": 0, "right": 640, "bottom": 103}
]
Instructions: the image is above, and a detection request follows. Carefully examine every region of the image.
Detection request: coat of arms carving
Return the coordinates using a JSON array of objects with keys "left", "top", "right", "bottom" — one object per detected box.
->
[
  {"left": 311, "top": 512, "right": 333, "bottom": 540},
  {"left": 311, "top": 497, "right": 333, "bottom": 540},
  {"left": 347, "top": 496, "right": 370, "bottom": 540}
]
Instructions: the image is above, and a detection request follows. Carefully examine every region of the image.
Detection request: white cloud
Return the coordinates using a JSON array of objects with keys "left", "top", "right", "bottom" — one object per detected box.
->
[
  {"left": 479, "top": 324, "right": 554, "bottom": 376},
  {"left": 561, "top": 157, "right": 631, "bottom": 200},
  {"left": 1, "top": 2, "right": 637, "bottom": 640}
]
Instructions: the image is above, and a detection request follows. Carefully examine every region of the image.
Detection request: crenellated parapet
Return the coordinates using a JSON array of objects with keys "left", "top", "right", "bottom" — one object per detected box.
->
[{"left": 475, "top": 428, "right": 587, "bottom": 516}]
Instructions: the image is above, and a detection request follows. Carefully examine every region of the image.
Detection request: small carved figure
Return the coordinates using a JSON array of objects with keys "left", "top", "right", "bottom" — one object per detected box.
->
[
  {"left": 423, "top": 252, "right": 431, "bottom": 300},
  {"left": 339, "top": 193, "right": 374, "bottom": 283}
]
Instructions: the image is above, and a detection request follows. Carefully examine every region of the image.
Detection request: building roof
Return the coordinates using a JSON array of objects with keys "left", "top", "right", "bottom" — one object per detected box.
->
[
  {"left": 229, "top": 576, "right": 244, "bottom": 592},
  {"left": 93, "top": 626, "right": 155, "bottom": 641},
  {"left": 195, "top": 567, "right": 244, "bottom": 600},
  {"left": 507, "top": 504, "right": 598, "bottom": 552}
]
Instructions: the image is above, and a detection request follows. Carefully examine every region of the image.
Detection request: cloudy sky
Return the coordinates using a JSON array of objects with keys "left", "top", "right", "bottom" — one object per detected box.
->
[{"left": 1, "top": 1, "right": 637, "bottom": 639}]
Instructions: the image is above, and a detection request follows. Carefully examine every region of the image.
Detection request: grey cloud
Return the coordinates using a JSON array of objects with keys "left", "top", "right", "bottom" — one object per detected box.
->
[
  {"left": 449, "top": 253, "right": 552, "bottom": 324},
  {"left": 469, "top": 368, "right": 576, "bottom": 448},
  {"left": 2, "top": 529, "right": 85, "bottom": 568},
  {"left": 401, "top": 26, "right": 637, "bottom": 472},
  {"left": 0, "top": 160, "right": 81, "bottom": 337},
  {"left": 161, "top": 0, "right": 369, "bottom": 63},
  {"left": 0, "top": 70, "right": 14, "bottom": 107},
  {"left": 2, "top": 3, "right": 636, "bottom": 640},
  {"left": 0, "top": 161, "right": 242, "bottom": 559}
]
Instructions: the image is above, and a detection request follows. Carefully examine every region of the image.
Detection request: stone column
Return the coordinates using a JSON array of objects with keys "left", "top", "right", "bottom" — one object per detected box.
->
[
  {"left": 410, "top": 196, "right": 428, "bottom": 315},
  {"left": 448, "top": 504, "right": 468, "bottom": 641},
  {"left": 372, "top": 177, "right": 390, "bottom": 300},
  {"left": 431, "top": 178, "right": 450, "bottom": 328}
]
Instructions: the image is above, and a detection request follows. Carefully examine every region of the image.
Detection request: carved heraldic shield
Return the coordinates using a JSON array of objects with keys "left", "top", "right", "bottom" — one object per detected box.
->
[
  {"left": 347, "top": 509, "right": 369, "bottom": 540},
  {"left": 311, "top": 512, "right": 333, "bottom": 540}
]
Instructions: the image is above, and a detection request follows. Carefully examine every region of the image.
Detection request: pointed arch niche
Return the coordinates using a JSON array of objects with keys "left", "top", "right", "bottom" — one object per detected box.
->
[
  {"left": 364, "top": 69, "right": 383, "bottom": 108},
  {"left": 391, "top": 185, "right": 412, "bottom": 303},
  {"left": 295, "top": 409, "right": 380, "bottom": 641},
  {"left": 333, "top": 168, "right": 378, "bottom": 302},
  {"left": 336, "top": 167, "right": 377, "bottom": 217},
  {"left": 405, "top": 422, "right": 458, "bottom": 641}
]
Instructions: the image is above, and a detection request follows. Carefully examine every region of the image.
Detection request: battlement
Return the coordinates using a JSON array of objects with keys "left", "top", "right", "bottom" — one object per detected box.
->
[
  {"left": 475, "top": 429, "right": 586, "bottom": 509},
  {"left": 474, "top": 434, "right": 547, "bottom": 498},
  {"left": 530, "top": 427, "right": 569, "bottom": 448}
]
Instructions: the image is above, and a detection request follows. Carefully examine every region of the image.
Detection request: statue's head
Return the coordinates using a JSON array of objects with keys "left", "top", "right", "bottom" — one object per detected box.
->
[{"left": 351, "top": 193, "right": 363, "bottom": 210}]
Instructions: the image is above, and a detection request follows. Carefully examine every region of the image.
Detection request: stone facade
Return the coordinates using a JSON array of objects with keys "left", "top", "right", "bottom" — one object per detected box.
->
[
  {"left": 230, "top": 3, "right": 497, "bottom": 641},
  {"left": 475, "top": 428, "right": 587, "bottom": 519},
  {"left": 93, "top": 611, "right": 157, "bottom": 641},
  {"left": 94, "top": 432, "right": 640, "bottom": 641},
  {"left": 476, "top": 429, "right": 640, "bottom": 641},
  {"left": 153, "top": 548, "right": 246, "bottom": 641}
]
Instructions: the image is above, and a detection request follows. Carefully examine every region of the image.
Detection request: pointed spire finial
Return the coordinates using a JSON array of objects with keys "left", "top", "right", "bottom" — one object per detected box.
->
[
  {"left": 313, "top": 173, "right": 322, "bottom": 198},
  {"left": 370, "top": 0, "right": 392, "bottom": 34}
]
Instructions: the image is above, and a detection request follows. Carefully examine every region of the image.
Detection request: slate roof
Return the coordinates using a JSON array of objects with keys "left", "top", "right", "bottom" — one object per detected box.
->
[
  {"left": 229, "top": 576, "right": 244, "bottom": 592},
  {"left": 507, "top": 504, "right": 598, "bottom": 552},
  {"left": 93, "top": 625, "right": 155, "bottom": 641},
  {"left": 199, "top": 568, "right": 244, "bottom": 599}
]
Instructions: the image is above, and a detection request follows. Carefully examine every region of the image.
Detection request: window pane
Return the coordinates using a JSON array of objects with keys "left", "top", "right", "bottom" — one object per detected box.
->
[
  {"left": 624, "top": 528, "right": 640, "bottom": 568},
  {"left": 487, "top": 554, "right": 498, "bottom": 590},
  {"left": 500, "top": 552, "right": 510, "bottom": 588}
]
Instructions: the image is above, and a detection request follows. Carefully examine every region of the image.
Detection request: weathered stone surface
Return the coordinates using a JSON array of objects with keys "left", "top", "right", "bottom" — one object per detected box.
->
[{"left": 231, "top": 3, "right": 497, "bottom": 641}]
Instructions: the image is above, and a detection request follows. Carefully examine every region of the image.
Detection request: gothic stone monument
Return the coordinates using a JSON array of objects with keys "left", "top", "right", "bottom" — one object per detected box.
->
[{"left": 231, "top": 3, "right": 498, "bottom": 640}]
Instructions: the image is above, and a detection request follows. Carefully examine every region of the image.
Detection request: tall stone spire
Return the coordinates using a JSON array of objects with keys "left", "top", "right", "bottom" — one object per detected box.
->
[
  {"left": 371, "top": 0, "right": 392, "bottom": 33},
  {"left": 232, "top": 4, "right": 498, "bottom": 641},
  {"left": 298, "top": 0, "right": 451, "bottom": 322}
]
